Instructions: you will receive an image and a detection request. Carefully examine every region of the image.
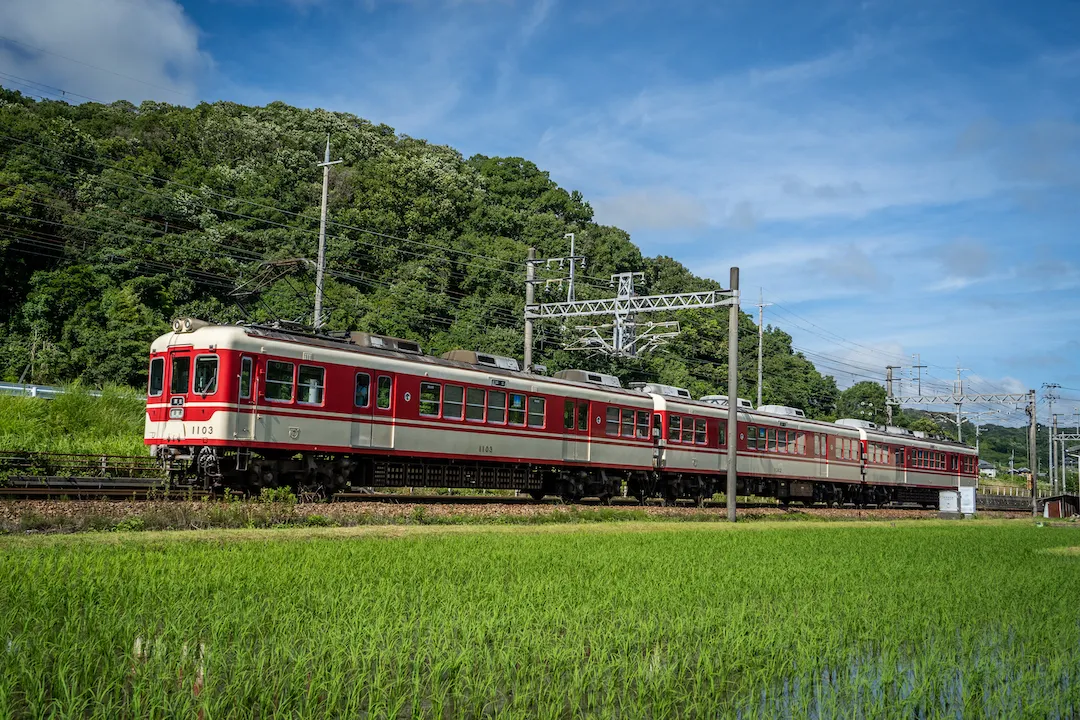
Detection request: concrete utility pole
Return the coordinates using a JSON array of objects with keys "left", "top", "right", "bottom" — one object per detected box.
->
[
  {"left": 524, "top": 247, "right": 536, "bottom": 371},
  {"left": 885, "top": 365, "right": 901, "bottom": 425},
  {"left": 1027, "top": 389, "right": 1038, "bottom": 516},
  {"left": 756, "top": 289, "right": 772, "bottom": 408},
  {"left": 1052, "top": 414, "right": 1059, "bottom": 494},
  {"left": 1043, "top": 383, "right": 1060, "bottom": 492},
  {"left": 727, "top": 267, "right": 740, "bottom": 523},
  {"left": 954, "top": 364, "right": 968, "bottom": 443},
  {"left": 313, "top": 135, "right": 342, "bottom": 330}
]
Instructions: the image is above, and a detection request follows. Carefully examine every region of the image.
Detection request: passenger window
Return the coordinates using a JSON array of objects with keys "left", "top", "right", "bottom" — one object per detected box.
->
[
  {"left": 419, "top": 382, "right": 442, "bottom": 417},
  {"left": 578, "top": 403, "right": 588, "bottom": 431},
  {"left": 508, "top": 394, "right": 527, "bottom": 425},
  {"left": 528, "top": 397, "right": 545, "bottom": 427},
  {"left": 377, "top": 376, "right": 392, "bottom": 409},
  {"left": 466, "top": 388, "right": 486, "bottom": 421},
  {"left": 636, "top": 411, "right": 650, "bottom": 439},
  {"left": 719, "top": 426, "right": 726, "bottom": 446},
  {"left": 606, "top": 407, "right": 620, "bottom": 436},
  {"left": 171, "top": 356, "right": 190, "bottom": 395},
  {"left": 668, "top": 415, "right": 681, "bottom": 441},
  {"left": 797, "top": 433, "right": 805, "bottom": 456},
  {"left": 487, "top": 391, "right": 506, "bottom": 424},
  {"left": 895, "top": 449, "right": 903, "bottom": 467},
  {"left": 444, "top": 385, "right": 464, "bottom": 420},
  {"left": 265, "top": 360, "right": 294, "bottom": 402},
  {"left": 298, "top": 365, "right": 324, "bottom": 404},
  {"left": 681, "top": 417, "right": 694, "bottom": 444},
  {"left": 767, "top": 428, "right": 777, "bottom": 451},
  {"left": 621, "top": 409, "right": 634, "bottom": 437},
  {"left": 355, "top": 373, "right": 371, "bottom": 407},
  {"left": 778, "top": 430, "right": 788, "bottom": 453},
  {"left": 564, "top": 400, "right": 575, "bottom": 430},
  {"left": 695, "top": 419, "right": 707, "bottom": 445},
  {"left": 747, "top": 426, "right": 757, "bottom": 450},
  {"left": 148, "top": 357, "right": 164, "bottom": 397},
  {"left": 239, "top": 357, "right": 253, "bottom": 400}
]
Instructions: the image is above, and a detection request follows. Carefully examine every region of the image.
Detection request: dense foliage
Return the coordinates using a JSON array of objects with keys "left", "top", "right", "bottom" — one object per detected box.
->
[
  {"left": 2, "top": 522, "right": 1078, "bottom": 716},
  {"left": 2, "top": 89, "right": 844, "bottom": 414}
]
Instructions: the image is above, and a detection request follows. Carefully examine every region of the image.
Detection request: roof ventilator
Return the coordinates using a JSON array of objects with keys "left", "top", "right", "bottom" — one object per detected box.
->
[
  {"left": 441, "top": 350, "right": 521, "bottom": 372},
  {"left": 349, "top": 332, "right": 423, "bottom": 355},
  {"left": 553, "top": 369, "right": 623, "bottom": 388},
  {"left": 756, "top": 404, "right": 807, "bottom": 418}
]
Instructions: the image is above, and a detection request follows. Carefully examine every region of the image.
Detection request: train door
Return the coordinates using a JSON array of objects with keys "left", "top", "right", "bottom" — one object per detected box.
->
[
  {"left": 350, "top": 371, "right": 375, "bottom": 448},
  {"left": 370, "top": 373, "right": 395, "bottom": 449},
  {"left": 236, "top": 355, "right": 256, "bottom": 440},
  {"left": 561, "top": 399, "right": 590, "bottom": 462},
  {"left": 165, "top": 347, "right": 192, "bottom": 432}
]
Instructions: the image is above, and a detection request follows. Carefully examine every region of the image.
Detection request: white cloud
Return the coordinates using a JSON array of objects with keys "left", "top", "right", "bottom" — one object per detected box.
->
[
  {"left": 593, "top": 189, "right": 707, "bottom": 231},
  {"left": 0, "top": 0, "right": 208, "bottom": 104}
]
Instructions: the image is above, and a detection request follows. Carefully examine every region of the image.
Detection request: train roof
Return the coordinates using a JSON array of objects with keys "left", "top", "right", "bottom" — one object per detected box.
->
[{"left": 151, "top": 323, "right": 655, "bottom": 404}]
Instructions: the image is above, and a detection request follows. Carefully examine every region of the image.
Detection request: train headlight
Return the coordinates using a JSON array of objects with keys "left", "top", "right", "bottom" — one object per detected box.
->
[{"left": 170, "top": 408, "right": 184, "bottom": 420}]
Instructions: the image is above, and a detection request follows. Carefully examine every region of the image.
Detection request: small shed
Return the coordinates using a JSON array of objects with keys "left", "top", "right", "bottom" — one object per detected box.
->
[{"left": 1040, "top": 494, "right": 1080, "bottom": 519}]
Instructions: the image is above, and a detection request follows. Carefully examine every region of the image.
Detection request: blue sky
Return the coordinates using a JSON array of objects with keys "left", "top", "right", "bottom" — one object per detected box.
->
[{"left": 2, "top": 0, "right": 1079, "bottom": 422}]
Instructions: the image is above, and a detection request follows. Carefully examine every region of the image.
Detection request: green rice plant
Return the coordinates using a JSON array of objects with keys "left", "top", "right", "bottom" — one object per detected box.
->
[{"left": 0, "top": 521, "right": 1078, "bottom": 717}]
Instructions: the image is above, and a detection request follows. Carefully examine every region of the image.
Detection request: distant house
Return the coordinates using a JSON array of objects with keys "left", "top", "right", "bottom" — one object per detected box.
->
[{"left": 978, "top": 460, "right": 997, "bottom": 479}]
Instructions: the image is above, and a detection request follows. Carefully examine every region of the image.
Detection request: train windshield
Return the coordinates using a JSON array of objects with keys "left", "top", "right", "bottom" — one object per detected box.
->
[
  {"left": 148, "top": 358, "right": 164, "bottom": 397},
  {"left": 193, "top": 355, "right": 218, "bottom": 395},
  {"left": 171, "top": 356, "right": 190, "bottom": 394}
]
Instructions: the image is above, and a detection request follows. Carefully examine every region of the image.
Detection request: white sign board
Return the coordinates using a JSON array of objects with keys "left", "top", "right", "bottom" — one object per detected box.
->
[
  {"left": 939, "top": 491, "right": 959, "bottom": 513},
  {"left": 959, "top": 487, "right": 976, "bottom": 515}
]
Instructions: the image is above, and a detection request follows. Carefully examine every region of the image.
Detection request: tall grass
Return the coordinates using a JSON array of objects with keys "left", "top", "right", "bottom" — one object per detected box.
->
[
  {"left": 0, "top": 385, "right": 145, "bottom": 456},
  {"left": 0, "top": 521, "right": 1078, "bottom": 717}
]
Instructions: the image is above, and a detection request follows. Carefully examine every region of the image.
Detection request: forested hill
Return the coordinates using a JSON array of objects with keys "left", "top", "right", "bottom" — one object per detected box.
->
[{"left": 0, "top": 91, "right": 845, "bottom": 413}]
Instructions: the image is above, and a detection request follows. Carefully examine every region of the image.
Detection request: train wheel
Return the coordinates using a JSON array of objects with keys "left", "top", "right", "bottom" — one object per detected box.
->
[{"left": 529, "top": 489, "right": 545, "bottom": 501}]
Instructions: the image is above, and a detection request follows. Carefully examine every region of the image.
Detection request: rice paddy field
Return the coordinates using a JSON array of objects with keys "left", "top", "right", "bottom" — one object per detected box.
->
[{"left": 1, "top": 520, "right": 1078, "bottom": 718}]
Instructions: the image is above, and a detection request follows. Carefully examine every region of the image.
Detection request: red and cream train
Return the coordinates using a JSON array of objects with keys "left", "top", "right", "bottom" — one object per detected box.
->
[{"left": 145, "top": 319, "right": 978, "bottom": 505}]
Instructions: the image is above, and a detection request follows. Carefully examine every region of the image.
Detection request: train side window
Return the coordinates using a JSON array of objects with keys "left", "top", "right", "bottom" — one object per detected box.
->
[
  {"left": 681, "top": 417, "right": 694, "bottom": 444},
  {"left": 777, "top": 430, "right": 788, "bottom": 453},
  {"left": 466, "top": 388, "right": 486, "bottom": 421},
  {"left": 797, "top": 433, "right": 805, "bottom": 456},
  {"left": 719, "top": 426, "right": 726, "bottom": 446},
  {"left": 508, "top": 394, "right": 527, "bottom": 425},
  {"left": 239, "top": 357, "right": 253, "bottom": 400},
  {"left": 419, "top": 382, "right": 442, "bottom": 417},
  {"left": 767, "top": 428, "right": 777, "bottom": 452},
  {"left": 668, "top": 415, "right": 681, "bottom": 442},
  {"left": 148, "top": 357, "right": 164, "bottom": 397},
  {"left": 377, "top": 376, "right": 392, "bottom": 410},
  {"left": 528, "top": 397, "right": 545, "bottom": 427},
  {"left": 747, "top": 426, "right": 757, "bottom": 450},
  {"left": 564, "top": 400, "right": 575, "bottom": 430},
  {"left": 265, "top": 360, "right": 294, "bottom": 402},
  {"left": 895, "top": 449, "right": 904, "bottom": 467},
  {"left": 487, "top": 390, "right": 506, "bottom": 424},
  {"left": 171, "top": 356, "right": 191, "bottom": 395},
  {"left": 355, "top": 373, "right": 371, "bottom": 407},
  {"left": 695, "top": 419, "right": 707, "bottom": 445},
  {"left": 298, "top": 365, "right": 325, "bottom": 404},
  {"left": 578, "top": 403, "right": 589, "bottom": 431},
  {"left": 606, "top": 407, "right": 620, "bottom": 436},
  {"left": 444, "top": 385, "right": 464, "bottom": 420},
  {"left": 637, "top": 411, "right": 650, "bottom": 439},
  {"left": 621, "top": 409, "right": 635, "bottom": 437}
]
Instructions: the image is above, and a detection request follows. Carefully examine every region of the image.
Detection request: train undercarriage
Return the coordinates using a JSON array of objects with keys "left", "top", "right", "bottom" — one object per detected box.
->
[{"left": 161, "top": 446, "right": 943, "bottom": 508}]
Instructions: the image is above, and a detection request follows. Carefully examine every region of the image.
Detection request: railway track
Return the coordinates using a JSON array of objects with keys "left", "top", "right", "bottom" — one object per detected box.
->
[{"left": 0, "top": 451, "right": 1034, "bottom": 511}]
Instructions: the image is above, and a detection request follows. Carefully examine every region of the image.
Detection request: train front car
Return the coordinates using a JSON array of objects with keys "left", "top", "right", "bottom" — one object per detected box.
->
[{"left": 145, "top": 318, "right": 251, "bottom": 484}]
